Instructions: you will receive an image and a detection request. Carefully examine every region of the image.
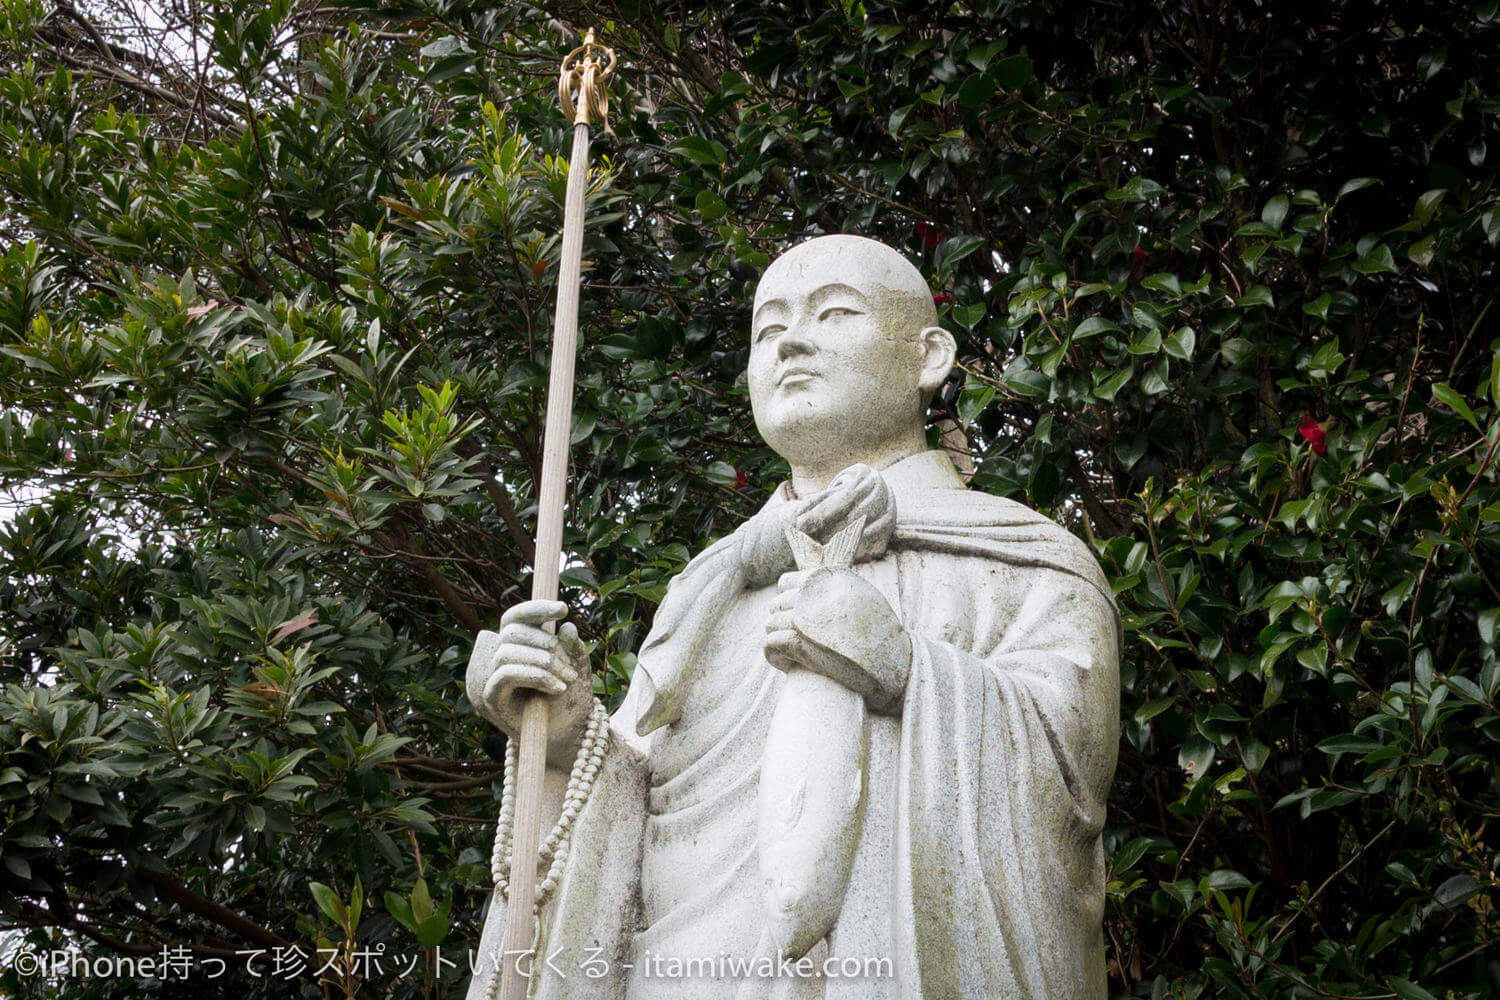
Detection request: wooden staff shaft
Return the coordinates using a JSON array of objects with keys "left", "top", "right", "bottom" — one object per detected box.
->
[
  {"left": 532, "top": 121, "right": 591, "bottom": 606},
  {"left": 497, "top": 120, "right": 591, "bottom": 1000}
]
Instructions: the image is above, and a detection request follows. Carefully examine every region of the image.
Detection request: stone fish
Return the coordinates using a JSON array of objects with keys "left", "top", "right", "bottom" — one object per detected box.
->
[{"left": 751, "top": 516, "right": 870, "bottom": 966}]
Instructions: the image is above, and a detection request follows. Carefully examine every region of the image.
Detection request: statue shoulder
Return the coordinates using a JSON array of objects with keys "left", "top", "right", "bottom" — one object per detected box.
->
[
  {"left": 897, "top": 484, "right": 1068, "bottom": 535},
  {"left": 895, "top": 486, "right": 1113, "bottom": 606}
]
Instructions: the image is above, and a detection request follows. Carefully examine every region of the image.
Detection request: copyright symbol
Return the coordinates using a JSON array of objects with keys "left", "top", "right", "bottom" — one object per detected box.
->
[{"left": 13, "top": 950, "right": 41, "bottom": 977}]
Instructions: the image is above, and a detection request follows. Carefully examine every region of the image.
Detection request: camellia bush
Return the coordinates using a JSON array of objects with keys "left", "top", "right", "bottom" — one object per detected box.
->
[{"left": 1, "top": 0, "right": 1496, "bottom": 997}]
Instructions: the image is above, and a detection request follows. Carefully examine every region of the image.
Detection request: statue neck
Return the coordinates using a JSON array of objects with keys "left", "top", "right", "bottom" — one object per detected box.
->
[{"left": 787, "top": 429, "right": 929, "bottom": 496}]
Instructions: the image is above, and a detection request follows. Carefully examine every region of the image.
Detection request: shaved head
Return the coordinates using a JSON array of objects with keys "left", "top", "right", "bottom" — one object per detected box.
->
[
  {"left": 747, "top": 234, "right": 956, "bottom": 486},
  {"left": 754, "top": 235, "right": 938, "bottom": 341}
]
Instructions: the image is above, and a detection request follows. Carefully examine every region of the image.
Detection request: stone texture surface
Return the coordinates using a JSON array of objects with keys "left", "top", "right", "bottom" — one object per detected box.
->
[{"left": 465, "top": 235, "right": 1121, "bottom": 999}]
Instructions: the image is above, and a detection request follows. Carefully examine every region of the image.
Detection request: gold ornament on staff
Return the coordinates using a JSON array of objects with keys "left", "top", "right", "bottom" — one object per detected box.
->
[
  {"left": 493, "top": 27, "right": 614, "bottom": 1000},
  {"left": 558, "top": 28, "right": 616, "bottom": 134}
]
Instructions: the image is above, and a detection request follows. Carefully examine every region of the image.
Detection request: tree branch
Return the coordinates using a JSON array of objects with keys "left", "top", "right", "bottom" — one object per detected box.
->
[
  {"left": 139, "top": 868, "right": 290, "bottom": 951},
  {"left": 376, "top": 524, "right": 487, "bottom": 632},
  {"left": 37, "top": 26, "right": 236, "bottom": 128}
]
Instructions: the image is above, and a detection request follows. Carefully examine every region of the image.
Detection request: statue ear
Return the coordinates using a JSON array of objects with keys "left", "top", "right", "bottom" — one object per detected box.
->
[{"left": 917, "top": 326, "right": 957, "bottom": 394}]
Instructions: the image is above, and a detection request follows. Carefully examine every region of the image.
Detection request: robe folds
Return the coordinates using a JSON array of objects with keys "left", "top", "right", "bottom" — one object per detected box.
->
[{"left": 467, "top": 451, "right": 1120, "bottom": 1000}]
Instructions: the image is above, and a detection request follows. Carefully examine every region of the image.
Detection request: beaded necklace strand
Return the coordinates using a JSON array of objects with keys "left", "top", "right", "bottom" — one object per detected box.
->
[{"left": 489, "top": 699, "right": 610, "bottom": 912}]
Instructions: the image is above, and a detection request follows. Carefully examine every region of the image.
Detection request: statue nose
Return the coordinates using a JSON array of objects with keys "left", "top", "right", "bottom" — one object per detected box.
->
[{"left": 777, "top": 329, "right": 814, "bottom": 361}]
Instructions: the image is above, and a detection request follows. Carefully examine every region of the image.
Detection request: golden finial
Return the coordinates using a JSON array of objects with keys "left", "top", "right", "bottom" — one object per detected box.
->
[{"left": 558, "top": 28, "right": 617, "bottom": 136}]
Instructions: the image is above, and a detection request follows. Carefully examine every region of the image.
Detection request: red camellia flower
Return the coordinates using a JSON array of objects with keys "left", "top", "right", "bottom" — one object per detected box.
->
[
  {"left": 916, "top": 221, "right": 943, "bottom": 249},
  {"left": 1298, "top": 415, "right": 1328, "bottom": 456},
  {"left": 1131, "top": 245, "right": 1148, "bottom": 272},
  {"left": 735, "top": 468, "right": 748, "bottom": 489},
  {"left": 932, "top": 293, "right": 953, "bottom": 306}
]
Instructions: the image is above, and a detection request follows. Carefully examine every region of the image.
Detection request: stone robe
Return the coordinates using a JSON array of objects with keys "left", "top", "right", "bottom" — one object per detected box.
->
[{"left": 467, "top": 451, "right": 1120, "bottom": 1000}]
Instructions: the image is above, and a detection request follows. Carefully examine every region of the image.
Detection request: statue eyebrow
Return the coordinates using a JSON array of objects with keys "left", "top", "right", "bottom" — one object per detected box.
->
[
  {"left": 808, "top": 282, "right": 870, "bottom": 310},
  {"left": 752, "top": 283, "right": 870, "bottom": 332},
  {"left": 752, "top": 298, "right": 788, "bottom": 329}
]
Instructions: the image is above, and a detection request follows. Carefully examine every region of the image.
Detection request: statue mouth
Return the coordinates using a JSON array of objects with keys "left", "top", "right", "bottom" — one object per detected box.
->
[{"left": 777, "top": 368, "right": 820, "bottom": 386}]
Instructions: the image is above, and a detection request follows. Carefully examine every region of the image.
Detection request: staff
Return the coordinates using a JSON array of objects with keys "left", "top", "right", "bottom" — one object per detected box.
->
[{"left": 496, "top": 29, "right": 614, "bottom": 1000}]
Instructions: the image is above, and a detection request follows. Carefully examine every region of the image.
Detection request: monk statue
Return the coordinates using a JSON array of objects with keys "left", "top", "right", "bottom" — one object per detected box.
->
[{"left": 465, "top": 234, "right": 1121, "bottom": 1000}]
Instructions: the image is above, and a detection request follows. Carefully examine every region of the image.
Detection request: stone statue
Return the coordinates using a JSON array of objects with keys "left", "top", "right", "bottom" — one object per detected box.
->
[{"left": 465, "top": 235, "right": 1121, "bottom": 1000}]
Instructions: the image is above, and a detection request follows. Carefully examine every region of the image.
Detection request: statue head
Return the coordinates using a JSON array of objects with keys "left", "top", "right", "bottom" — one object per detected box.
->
[{"left": 748, "top": 235, "right": 957, "bottom": 483}]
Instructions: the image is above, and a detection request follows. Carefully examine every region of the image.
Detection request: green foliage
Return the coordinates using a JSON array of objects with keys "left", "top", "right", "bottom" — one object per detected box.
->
[{"left": 1, "top": 1, "right": 1497, "bottom": 997}]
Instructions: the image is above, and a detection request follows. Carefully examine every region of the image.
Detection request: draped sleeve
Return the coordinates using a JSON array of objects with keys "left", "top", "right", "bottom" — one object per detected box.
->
[
  {"left": 464, "top": 731, "right": 651, "bottom": 1000},
  {"left": 893, "top": 564, "right": 1120, "bottom": 1000}
]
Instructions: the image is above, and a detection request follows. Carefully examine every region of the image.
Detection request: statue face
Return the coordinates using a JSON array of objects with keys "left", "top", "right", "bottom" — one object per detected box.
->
[{"left": 748, "top": 236, "right": 934, "bottom": 467}]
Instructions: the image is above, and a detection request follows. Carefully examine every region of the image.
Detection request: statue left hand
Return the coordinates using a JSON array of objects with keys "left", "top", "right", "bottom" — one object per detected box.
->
[
  {"left": 795, "top": 463, "right": 896, "bottom": 564},
  {"left": 764, "top": 566, "right": 912, "bottom": 714},
  {"left": 738, "top": 463, "right": 896, "bottom": 588}
]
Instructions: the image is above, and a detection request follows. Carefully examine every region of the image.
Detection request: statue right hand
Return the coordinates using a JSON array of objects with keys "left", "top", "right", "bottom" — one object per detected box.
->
[{"left": 466, "top": 600, "right": 594, "bottom": 766}]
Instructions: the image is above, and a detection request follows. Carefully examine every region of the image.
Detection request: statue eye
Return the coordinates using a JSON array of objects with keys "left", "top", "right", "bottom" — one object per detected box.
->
[
  {"left": 755, "top": 324, "right": 786, "bottom": 343},
  {"left": 819, "top": 307, "right": 860, "bottom": 321}
]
